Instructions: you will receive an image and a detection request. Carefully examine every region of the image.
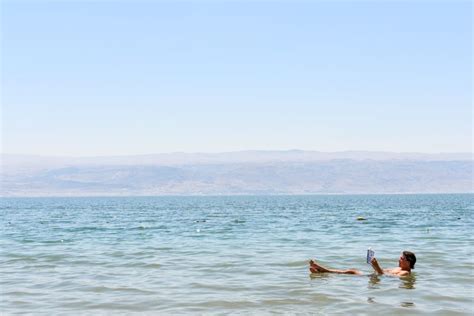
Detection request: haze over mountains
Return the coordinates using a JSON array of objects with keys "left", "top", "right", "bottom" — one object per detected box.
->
[{"left": 1, "top": 151, "right": 472, "bottom": 196}]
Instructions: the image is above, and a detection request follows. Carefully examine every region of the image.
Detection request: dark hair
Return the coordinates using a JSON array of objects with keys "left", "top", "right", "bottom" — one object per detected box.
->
[{"left": 403, "top": 251, "right": 416, "bottom": 269}]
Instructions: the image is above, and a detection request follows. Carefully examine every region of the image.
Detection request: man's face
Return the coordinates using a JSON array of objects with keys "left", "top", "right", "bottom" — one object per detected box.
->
[{"left": 398, "top": 253, "right": 411, "bottom": 269}]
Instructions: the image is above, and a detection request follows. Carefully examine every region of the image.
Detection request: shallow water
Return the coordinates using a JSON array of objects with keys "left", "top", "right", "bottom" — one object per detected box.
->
[{"left": 1, "top": 194, "right": 473, "bottom": 314}]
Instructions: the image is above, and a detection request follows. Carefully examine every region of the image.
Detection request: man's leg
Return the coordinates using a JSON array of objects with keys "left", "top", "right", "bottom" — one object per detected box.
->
[
  {"left": 309, "top": 260, "right": 362, "bottom": 275},
  {"left": 342, "top": 269, "right": 362, "bottom": 275}
]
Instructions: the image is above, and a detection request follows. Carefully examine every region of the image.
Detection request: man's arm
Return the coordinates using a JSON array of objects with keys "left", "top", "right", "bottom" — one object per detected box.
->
[{"left": 371, "top": 258, "right": 384, "bottom": 275}]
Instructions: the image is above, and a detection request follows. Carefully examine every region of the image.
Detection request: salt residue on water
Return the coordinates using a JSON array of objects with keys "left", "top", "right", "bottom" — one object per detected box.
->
[{"left": 1, "top": 194, "right": 473, "bottom": 314}]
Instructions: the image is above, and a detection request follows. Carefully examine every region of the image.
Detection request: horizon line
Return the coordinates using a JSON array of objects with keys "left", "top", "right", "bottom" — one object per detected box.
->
[
  {"left": 1, "top": 149, "right": 473, "bottom": 159},
  {"left": 1, "top": 192, "right": 473, "bottom": 199}
]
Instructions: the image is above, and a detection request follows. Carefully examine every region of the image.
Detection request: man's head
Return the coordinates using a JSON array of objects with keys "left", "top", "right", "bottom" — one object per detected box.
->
[{"left": 399, "top": 251, "right": 416, "bottom": 270}]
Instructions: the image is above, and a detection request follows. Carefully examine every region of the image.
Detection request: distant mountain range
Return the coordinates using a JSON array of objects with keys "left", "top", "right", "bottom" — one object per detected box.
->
[{"left": 1, "top": 151, "right": 472, "bottom": 196}]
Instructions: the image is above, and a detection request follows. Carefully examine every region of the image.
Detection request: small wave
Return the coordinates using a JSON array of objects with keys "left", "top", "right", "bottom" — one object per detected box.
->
[
  {"left": 4, "top": 291, "right": 45, "bottom": 297},
  {"left": 190, "top": 300, "right": 259, "bottom": 309},
  {"left": 260, "top": 298, "right": 308, "bottom": 306},
  {"left": 36, "top": 254, "right": 68, "bottom": 262},
  {"left": 64, "top": 227, "right": 109, "bottom": 233},
  {"left": 273, "top": 260, "right": 308, "bottom": 267},
  {"left": 84, "top": 286, "right": 155, "bottom": 295},
  {"left": 142, "top": 263, "right": 161, "bottom": 268},
  {"left": 2, "top": 256, "right": 38, "bottom": 263}
]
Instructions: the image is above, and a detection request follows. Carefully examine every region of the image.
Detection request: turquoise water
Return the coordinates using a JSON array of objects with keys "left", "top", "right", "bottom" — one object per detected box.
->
[{"left": 1, "top": 194, "right": 473, "bottom": 314}]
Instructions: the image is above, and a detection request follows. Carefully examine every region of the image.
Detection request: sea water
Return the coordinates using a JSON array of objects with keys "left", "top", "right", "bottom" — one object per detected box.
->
[{"left": 1, "top": 194, "right": 473, "bottom": 314}]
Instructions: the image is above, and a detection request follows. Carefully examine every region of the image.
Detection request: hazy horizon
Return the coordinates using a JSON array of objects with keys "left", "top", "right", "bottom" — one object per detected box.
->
[{"left": 2, "top": 150, "right": 472, "bottom": 197}]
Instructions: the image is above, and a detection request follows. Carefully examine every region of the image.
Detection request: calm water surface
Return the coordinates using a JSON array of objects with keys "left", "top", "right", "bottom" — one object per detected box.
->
[{"left": 1, "top": 194, "right": 473, "bottom": 314}]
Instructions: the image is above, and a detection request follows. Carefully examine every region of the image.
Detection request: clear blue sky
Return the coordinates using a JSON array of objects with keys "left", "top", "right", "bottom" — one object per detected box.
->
[{"left": 1, "top": 0, "right": 472, "bottom": 156}]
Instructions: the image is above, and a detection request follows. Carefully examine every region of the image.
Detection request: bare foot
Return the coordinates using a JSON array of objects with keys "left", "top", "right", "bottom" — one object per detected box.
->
[
  {"left": 309, "top": 259, "right": 323, "bottom": 273},
  {"left": 309, "top": 260, "right": 320, "bottom": 273},
  {"left": 309, "top": 259, "right": 330, "bottom": 273}
]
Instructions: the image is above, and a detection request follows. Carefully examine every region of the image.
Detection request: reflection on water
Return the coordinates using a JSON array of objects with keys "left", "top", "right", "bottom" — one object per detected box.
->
[
  {"left": 367, "top": 273, "right": 417, "bottom": 309},
  {"left": 368, "top": 273, "right": 416, "bottom": 290},
  {"left": 309, "top": 272, "right": 331, "bottom": 280},
  {"left": 400, "top": 301, "right": 415, "bottom": 308},
  {"left": 368, "top": 274, "right": 381, "bottom": 288},
  {"left": 399, "top": 274, "right": 416, "bottom": 289}
]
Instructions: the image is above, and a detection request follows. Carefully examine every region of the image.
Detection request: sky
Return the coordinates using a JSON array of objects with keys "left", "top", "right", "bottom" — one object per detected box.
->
[{"left": 1, "top": 0, "right": 472, "bottom": 156}]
